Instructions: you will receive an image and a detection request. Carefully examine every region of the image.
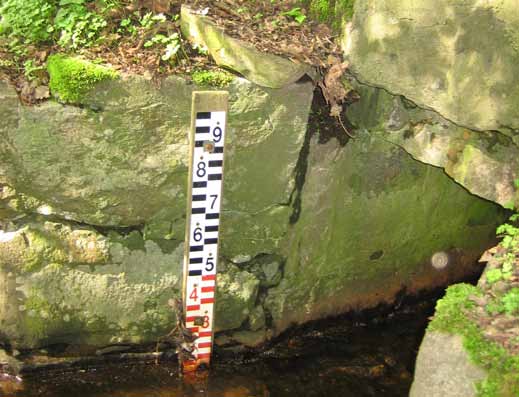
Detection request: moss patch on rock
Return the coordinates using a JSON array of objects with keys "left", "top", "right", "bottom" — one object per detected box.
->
[
  {"left": 304, "top": 0, "right": 355, "bottom": 30},
  {"left": 47, "top": 54, "right": 118, "bottom": 104},
  {"left": 430, "top": 284, "right": 519, "bottom": 397},
  {"left": 191, "top": 69, "right": 234, "bottom": 88}
]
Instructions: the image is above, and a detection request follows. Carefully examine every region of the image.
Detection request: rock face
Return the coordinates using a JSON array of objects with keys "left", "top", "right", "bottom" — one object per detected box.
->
[
  {"left": 345, "top": 0, "right": 519, "bottom": 134},
  {"left": 342, "top": 2, "right": 519, "bottom": 395},
  {"left": 0, "top": 65, "right": 505, "bottom": 352},
  {"left": 410, "top": 331, "right": 487, "bottom": 397},
  {"left": 0, "top": 76, "right": 313, "bottom": 260},
  {"left": 0, "top": 223, "right": 262, "bottom": 348},
  {"left": 265, "top": 130, "right": 503, "bottom": 334},
  {"left": 344, "top": 1, "right": 519, "bottom": 208},
  {"left": 345, "top": 82, "right": 519, "bottom": 208}
]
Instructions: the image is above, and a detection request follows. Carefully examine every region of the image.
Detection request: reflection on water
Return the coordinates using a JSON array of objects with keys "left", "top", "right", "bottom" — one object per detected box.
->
[{"left": 1, "top": 296, "right": 436, "bottom": 397}]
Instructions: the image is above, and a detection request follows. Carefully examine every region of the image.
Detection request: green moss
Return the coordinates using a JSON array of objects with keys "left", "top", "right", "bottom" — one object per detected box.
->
[
  {"left": 192, "top": 69, "right": 234, "bottom": 88},
  {"left": 501, "top": 288, "right": 519, "bottom": 315},
  {"left": 309, "top": 0, "right": 332, "bottom": 22},
  {"left": 47, "top": 54, "right": 119, "bottom": 103},
  {"left": 304, "top": 0, "right": 355, "bottom": 30},
  {"left": 22, "top": 294, "right": 53, "bottom": 344},
  {"left": 486, "top": 268, "right": 504, "bottom": 284},
  {"left": 430, "top": 284, "right": 519, "bottom": 397},
  {"left": 23, "top": 229, "right": 67, "bottom": 274}
]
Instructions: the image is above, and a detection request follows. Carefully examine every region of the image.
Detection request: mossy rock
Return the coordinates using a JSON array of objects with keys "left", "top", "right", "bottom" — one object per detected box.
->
[
  {"left": 191, "top": 69, "right": 234, "bottom": 88},
  {"left": 414, "top": 284, "right": 519, "bottom": 397},
  {"left": 47, "top": 55, "right": 119, "bottom": 103},
  {"left": 304, "top": 0, "right": 355, "bottom": 31}
]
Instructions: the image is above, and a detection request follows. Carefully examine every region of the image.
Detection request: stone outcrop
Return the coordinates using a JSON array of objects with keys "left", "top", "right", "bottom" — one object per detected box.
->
[
  {"left": 0, "top": 76, "right": 314, "bottom": 260},
  {"left": 410, "top": 332, "right": 487, "bottom": 397},
  {"left": 342, "top": 1, "right": 519, "bottom": 395},
  {"left": 0, "top": 51, "right": 506, "bottom": 352},
  {"left": 265, "top": 130, "right": 503, "bottom": 334},
  {"left": 343, "top": 0, "right": 519, "bottom": 208},
  {"left": 345, "top": 82, "right": 519, "bottom": 208},
  {"left": 180, "top": 5, "right": 313, "bottom": 88},
  {"left": 344, "top": 0, "right": 519, "bottom": 135}
]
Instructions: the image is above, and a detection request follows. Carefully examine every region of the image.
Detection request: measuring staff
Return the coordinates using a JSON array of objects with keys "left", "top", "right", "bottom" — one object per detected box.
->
[{"left": 181, "top": 91, "right": 228, "bottom": 373}]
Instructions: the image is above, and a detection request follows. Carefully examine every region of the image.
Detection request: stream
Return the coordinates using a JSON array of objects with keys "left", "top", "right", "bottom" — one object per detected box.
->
[{"left": 0, "top": 290, "right": 442, "bottom": 397}]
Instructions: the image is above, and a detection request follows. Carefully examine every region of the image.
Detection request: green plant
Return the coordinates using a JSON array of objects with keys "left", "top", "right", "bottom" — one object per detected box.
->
[
  {"left": 54, "top": 0, "right": 107, "bottom": 49},
  {"left": 305, "top": 0, "right": 355, "bottom": 30},
  {"left": 23, "top": 59, "right": 45, "bottom": 81},
  {"left": 144, "top": 32, "right": 181, "bottom": 61},
  {"left": 501, "top": 288, "right": 519, "bottom": 315},
  {"left": 140, "top": 12, "right": 166, "bottom": 29},
  {"left": 485, "top": 268, "right": 504, "bottom": 284},
  {"left": 191, "top": 42, "right": 208, "bottom": 56},
  {"left": 0, "top": 0, "right": 57, "bottom": 44},
  {"left": 281, "top": 7, "right": 307, "bottom": 24},
  {"left": 430, "top": 284, "right": 519, "bottom": 397},
  {"left": 118, "top": 16, "right": 137, "bottom": 35},
  {"left": 192, "top": 69, "right": 234, "bottom": 88}
]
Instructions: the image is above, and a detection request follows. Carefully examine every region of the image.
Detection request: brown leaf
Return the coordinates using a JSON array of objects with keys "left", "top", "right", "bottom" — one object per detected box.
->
[{"left": 34, "top": 85, "right": 50, "bottom": 100}]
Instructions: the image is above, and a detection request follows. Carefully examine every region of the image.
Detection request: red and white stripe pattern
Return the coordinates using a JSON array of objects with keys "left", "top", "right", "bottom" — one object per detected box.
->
[{"left": 183, "top": 110, "right": 226, "bottom": 370}]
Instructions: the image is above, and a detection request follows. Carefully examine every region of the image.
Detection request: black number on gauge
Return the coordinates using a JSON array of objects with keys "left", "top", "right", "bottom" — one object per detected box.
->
[
  {"left": 210, "top": 194, "right": 218, "bottom": 210},
  {"left": 196, "top": 162, "right": 206, "bottom": 177},
  {"left": 213, "top": 127, "right": 222, "bottom": 143},
  {"left": 205, "top": 257, "right": 215, "bottom": 271},
  {"left": 193, "top": 227, "right": 202, "bottom": 242}
]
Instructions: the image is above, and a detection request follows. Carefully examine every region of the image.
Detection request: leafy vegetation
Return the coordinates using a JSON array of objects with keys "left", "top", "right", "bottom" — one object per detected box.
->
[
  {"left": 0, "top": 0, "right": 56, "bottom": 45},
  {"left": 54, "top": 0, "right": 108, "bottom": 49},
  {"left": 281, "top": 7, "right": 307, "bottom": 24},
  {"left": 0, "top": 0, "right": 347, "bottom": 105}
]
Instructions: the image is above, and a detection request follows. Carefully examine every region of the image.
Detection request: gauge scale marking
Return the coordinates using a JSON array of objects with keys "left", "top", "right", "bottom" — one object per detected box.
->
[{"left": 182, "top": 92, "right": 228, "bottom": 372}]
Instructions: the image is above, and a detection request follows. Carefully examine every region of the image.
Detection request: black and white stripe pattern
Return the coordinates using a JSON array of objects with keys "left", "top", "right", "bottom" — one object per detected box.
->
[{"left": 184, "top": 110, "right": 226, "bottom": 365}]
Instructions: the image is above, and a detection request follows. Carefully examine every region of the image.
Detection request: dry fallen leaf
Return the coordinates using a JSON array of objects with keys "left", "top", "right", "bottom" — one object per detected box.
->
[{"left": 34, "top": 85, "right": 50, "bottom": 100}]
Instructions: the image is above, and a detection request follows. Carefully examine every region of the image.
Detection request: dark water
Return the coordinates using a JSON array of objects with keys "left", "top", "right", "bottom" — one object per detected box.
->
[{"left": 0, "top": 295, "right": 436, "bottom": 397}]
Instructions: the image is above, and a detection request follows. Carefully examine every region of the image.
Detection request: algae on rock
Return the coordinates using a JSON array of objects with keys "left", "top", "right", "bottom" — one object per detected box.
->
[
  {"left": 0, "top": 75, "right": 314, "bottom": 261},
  {"left": 0, "top": 222, "right": 265, "bottom": 348},
  {"left": 265, "top": 131, "right": 504, "bottom": 335}
]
